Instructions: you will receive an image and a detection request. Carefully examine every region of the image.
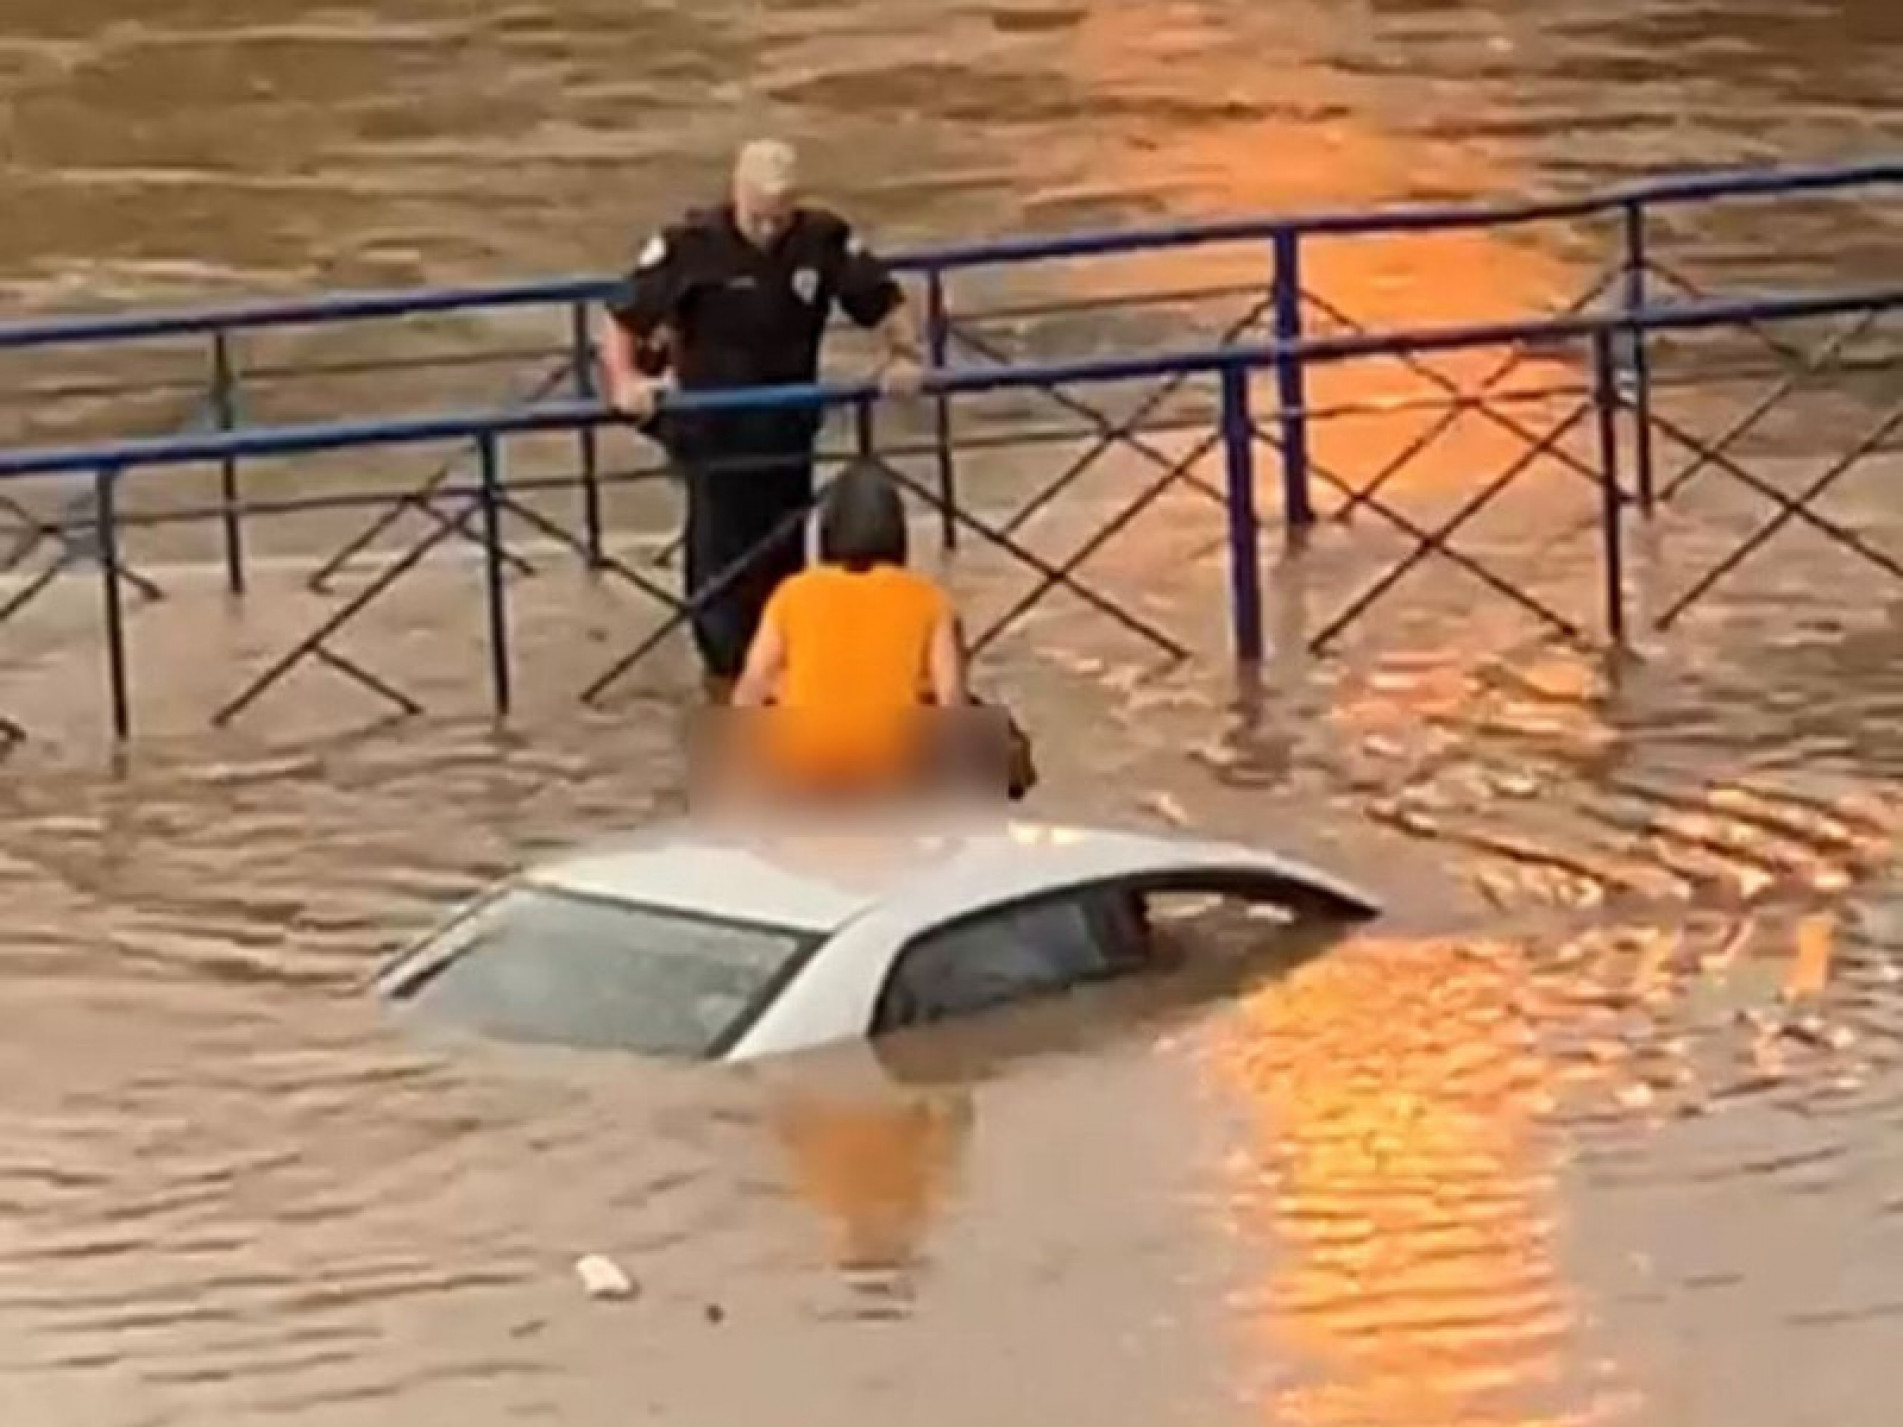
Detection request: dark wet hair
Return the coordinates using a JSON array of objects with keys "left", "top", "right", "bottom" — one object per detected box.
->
[{"left": 817, "top": 461, "right": 908, "bottom": 571}]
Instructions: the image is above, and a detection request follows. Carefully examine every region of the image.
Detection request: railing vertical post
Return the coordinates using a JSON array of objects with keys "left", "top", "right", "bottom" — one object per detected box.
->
[
  {"left": 1620, "top": 200, "right": 1657, "bottom": 513},
  {"left": 1592, "top": 331, "right": 1627, "bottom": 646},
  {"left": 1270, "top": 229, "right": 1316, "bottom": 529},
  {"left": 569, "top": 301, "right": 605, "bottom": 568},
  {"left": 95, "top": 463, "right": 131, "bottom": 740},
  {"left": 1219, "top": 363, "right": 1265, "bottom": 663},
  {"left": 477, "top": 432, "right": 513, "bottom": 717},
  {"left": 210, "top": 329, "right": 246, "bottom": 595},
  {"left": 854, "top": 395, "right": 876, "bottom": 458},
  {"left": 925, "top": 270, "right": 959, "bottom": 551}
]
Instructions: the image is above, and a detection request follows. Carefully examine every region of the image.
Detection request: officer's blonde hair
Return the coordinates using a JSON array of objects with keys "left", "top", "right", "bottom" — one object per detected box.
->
[{"left": 734, "top": 139, "right": 799, "bottom": 199}]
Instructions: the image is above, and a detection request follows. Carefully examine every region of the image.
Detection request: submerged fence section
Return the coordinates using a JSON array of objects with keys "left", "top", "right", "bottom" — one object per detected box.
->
[{"left": 0, "top": 158, "right": 1897, "bottom": 747}]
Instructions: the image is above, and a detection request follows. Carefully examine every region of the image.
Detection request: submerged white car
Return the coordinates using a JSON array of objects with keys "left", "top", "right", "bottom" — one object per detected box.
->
[{"left": 373, "top": 811, "right": 1381, "bottom": 1063}]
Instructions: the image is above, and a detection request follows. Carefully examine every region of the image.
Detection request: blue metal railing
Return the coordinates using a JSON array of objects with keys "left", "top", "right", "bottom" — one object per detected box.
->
[
  {"left": 0, "top": 157, "right": 1894, "bottom": 596},
  {"left": 6, "top": 283, "right": 1895, "bottom": 479},
  {"left": 0, "top": 279, "right": 1895, "bottom": 743}
]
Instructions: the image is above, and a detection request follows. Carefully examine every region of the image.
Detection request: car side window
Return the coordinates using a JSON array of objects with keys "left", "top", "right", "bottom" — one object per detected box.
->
[
  {"left": 1141, "top": 886, "right": 1294, "bottom": 940},
  {"left": 872, "top": 888, "right": 1154, "bottom": 1035}
]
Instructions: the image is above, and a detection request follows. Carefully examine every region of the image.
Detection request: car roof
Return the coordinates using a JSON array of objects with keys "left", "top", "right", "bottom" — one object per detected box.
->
[{"left": 526, "top": 809, "right": 1378, "bottom": 933}]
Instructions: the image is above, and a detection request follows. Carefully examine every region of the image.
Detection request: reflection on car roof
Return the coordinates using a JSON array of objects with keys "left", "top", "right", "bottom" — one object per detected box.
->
[{"left": 527, "top": 810, "right": 1369, "bottom": 934}]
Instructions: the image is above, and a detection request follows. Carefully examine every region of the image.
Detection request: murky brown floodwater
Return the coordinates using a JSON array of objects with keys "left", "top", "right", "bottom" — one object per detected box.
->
[{"left": 2, "top": 1, "right": 1902, "bottom": 1424}]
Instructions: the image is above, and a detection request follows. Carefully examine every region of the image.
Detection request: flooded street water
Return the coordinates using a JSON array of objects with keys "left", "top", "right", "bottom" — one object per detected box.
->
[{"left": 2, "top": 0, "right": 1903, "bottom": 1424}]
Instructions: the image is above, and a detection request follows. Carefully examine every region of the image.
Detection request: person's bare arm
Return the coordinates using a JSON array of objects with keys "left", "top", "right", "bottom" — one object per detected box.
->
[
  {"left": 926, "top": 608, "right": 968, "bottom": 708},
  {"left": 732, "top": 612, "right": 789, "bottom": 707},
  {"left": 599, "top": 314, "right": 641, "bottom": 398},
  {"left": 600, "top": 316, "right": 676, "bottom": 418},
  {"left": 874, "top": 295, "right": 923, "bottom": 365},
  {"left": 602, "top": 229, "right": 684, "bottom": 417},
  {"left": 832, "top": 222, "right": 925, "bottom": 394},
  {"left": 871, "top": 296, "right": 925, "bottom": 394}
]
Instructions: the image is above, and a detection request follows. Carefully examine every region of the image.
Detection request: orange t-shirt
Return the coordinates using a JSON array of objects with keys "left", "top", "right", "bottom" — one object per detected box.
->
[{"left": 758, "top": 564, "right": 952, "bottom": 788}]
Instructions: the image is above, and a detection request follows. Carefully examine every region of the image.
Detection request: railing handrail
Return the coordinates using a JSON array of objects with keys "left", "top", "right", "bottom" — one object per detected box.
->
[
  {"left": 1, "top": 282, "right": 1895, "bottom": 484},
  {"left": 0, "top": 158, "right": 1894, "bottom": 355}
]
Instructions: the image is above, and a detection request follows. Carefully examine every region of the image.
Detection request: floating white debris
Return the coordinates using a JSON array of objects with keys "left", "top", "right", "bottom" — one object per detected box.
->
[
  {"left": 1190, "top": 740, "right": 1239, "bottom": 770},
  {"left": 1491, "top": 770, "right": 1539, "bottom": 798},
  {"left": 1614, "top": 1082, "right": 1655, "bottom": 1111},
  {"left": 1140, "top": 791, "right": 1190, "bottom": 827},
  {"left": 575, "top": 1254, "right": 636, "bottom": 1301}
]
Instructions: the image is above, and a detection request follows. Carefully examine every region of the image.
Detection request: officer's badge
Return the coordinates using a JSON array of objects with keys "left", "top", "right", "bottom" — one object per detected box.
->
[{"left": 792, "top": 267, "right": 819, "bottom": 305}]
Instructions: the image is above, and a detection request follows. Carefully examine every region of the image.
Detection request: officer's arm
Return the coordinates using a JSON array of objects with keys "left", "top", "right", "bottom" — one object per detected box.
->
[
  {"left": 831, "top": 224, "right": 922, "bottom": 362},
  {"left": 872, "top": 292, "right": 924, "bottom": 369},
  {"left": 600, "top": 228, "right": 686, "bottom": 392}
]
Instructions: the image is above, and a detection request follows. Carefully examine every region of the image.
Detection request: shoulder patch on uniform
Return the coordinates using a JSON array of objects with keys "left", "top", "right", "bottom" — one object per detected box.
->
[
  {"left": 636, "top": 233, "right": 667, "bottom": 269},
  {"left": 845, "top": 230, "right": 865, "bottom": 256}
]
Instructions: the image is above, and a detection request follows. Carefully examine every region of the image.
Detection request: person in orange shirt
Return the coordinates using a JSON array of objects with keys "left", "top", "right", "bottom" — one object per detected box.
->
[{"left": 730, "top": 461, "right": 965, "bottom": 797}]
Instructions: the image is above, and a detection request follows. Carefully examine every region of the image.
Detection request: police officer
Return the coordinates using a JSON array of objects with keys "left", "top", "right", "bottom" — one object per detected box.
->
[{"left": 600, "top": 139, "right": 925, "bottom": 702}]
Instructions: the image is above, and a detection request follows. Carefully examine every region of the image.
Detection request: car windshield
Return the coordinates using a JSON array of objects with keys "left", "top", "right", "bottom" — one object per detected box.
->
[{"left": 384, "top": 883, "right": 820, "bottom": 1058}]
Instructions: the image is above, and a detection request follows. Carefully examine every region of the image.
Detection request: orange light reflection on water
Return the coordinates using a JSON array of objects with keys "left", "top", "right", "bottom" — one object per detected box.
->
[
  {"left": 769, "top": 1075, "right": 974, "bottom": 1271},
  {"left": 1043, "top": 0, "right": 1596, "bottom": 511},
  {"left": 1202, "top": 935, "right": 1599, "bottom": 1427}
]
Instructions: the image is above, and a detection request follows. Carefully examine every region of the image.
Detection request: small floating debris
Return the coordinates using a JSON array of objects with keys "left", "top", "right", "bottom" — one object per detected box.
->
[
  {"left": 1189, "top": 739, "right": 1239, "bottom": 771},
  {"left": 1139, "top": 791, "right": 1191, "bottom": 827},
  {"left": 575, "top": 1254, "right": 637, "bottom": 1301},
  {"left": 1387, "top": 806, "right": 1440, "bottom": 837},
  {"left": 1614, "top": 1081, "right": 1656, "bottom": 1112},
  {"left": 1489, "top": 770, "right": 1541, "bottom": 799}
]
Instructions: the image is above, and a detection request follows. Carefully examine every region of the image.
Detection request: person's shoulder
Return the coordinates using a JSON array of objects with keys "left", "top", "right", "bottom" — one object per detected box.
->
[
  {"left": 631, "top": 205, "right": 724, "bottom": 267},
  {"left": 884, "top": 565, "right": 951, "bottom": 607},
  {"left": 795, "top": 203, "right": 849, "bottom": 235},
  {"left": 792, "top": 205, "right": 863, "bottom": 252},
  {"left": 768, "top": 564, "right": 828, "bottom": 607},
  {"left": 678, "top": 203, "right": 730, "bottom": 236}
]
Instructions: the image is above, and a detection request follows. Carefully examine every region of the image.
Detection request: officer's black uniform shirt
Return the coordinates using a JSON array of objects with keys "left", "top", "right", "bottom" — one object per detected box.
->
[{"left": 607, "top": 204, "right": 904, "bottom": 394}]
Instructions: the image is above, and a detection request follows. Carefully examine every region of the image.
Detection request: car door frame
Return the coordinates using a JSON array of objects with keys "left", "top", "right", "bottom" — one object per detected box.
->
[
  {"left": 863, "top": 865, "right": 1364, "bottom": 1041},
  {"left": 727, "top": 860, "right": 1376, "bottom": 1062}
]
